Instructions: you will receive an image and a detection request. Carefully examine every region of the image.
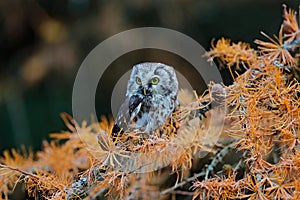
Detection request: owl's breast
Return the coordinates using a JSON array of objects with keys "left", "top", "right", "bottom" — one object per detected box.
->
[{"left": 129, "top": 94, "right": 176, "bottom": 133}]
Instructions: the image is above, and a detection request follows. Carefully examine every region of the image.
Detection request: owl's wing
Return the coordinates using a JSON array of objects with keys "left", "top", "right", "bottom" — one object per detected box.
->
[
  {"left": 129, "top": 94, "right": 144, "bottom": 121},
  {"left": 113, "top": 97, "right": 131, "bottom": 134},
  {"left": 113, "top": 94, "right": 144, "bottom": 134}
]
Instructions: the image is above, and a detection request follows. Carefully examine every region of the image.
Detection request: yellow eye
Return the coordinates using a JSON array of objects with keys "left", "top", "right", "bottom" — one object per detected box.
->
[
  {"left": 151, "top": 77, "right": 159, "bottom": 85},
  {"left": 136, "top": 77, "right": 142, "bottom": 85}
]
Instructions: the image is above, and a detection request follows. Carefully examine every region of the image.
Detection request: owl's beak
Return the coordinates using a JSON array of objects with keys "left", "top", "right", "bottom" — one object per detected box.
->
[{"left": 139, "top": 85, "right": 152, "bottom": 96}]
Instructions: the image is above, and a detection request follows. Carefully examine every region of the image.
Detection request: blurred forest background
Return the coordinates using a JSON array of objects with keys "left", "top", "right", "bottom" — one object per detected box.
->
[{"left": 0, "top": 0, "right": 298, "bottom": 153}]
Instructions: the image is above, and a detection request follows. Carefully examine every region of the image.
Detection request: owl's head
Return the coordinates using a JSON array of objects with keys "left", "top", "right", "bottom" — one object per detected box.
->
[{"left": 126, "top": 62, "right": 178, "bottom": 97}]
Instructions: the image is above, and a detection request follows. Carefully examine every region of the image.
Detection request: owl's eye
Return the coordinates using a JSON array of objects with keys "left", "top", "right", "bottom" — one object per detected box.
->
[
  {"left": 136, "top": 77, "right": 142, "bottom": 85},
  {"left": 151, "top": 77, "right": 159, "bottom": 85}
]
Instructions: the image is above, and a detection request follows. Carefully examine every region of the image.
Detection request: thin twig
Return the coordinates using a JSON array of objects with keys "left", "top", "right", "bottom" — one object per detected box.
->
[
  {"left": 126, "top": 182, "right": 140, "bottom": 200},
  {"left": 234, "top": 150, "right": 247, "bottom": 171},
  {"left": 90, "top": 187, "right": 108, "bottom": 199},
  {"left": 205, "top": 141, "right": 236, "bottom": 181},
  {"left": 173, "top": 190, "right": 194, "bottom": 196},
  {"left": 0, "top": 164, "right": 40, "bottom": 180},
  {"left": 160, "top": 171, "right": 205, "bottom": 195}
]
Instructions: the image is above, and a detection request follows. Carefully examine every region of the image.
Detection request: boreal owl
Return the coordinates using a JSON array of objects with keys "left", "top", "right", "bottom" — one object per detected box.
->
[{"left": 113, "top": 62, "right": 179, "bottom": 134}]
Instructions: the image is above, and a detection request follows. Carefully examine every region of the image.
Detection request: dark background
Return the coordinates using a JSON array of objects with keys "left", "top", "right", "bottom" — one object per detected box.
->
[{"left": 0, "top": 0, "right": 298, "bottom": 152}]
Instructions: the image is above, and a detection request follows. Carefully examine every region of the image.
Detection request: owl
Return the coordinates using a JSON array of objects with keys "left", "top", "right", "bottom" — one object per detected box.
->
[{"left": 113, "top": 62, "right": 179, "bottom": 135}]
